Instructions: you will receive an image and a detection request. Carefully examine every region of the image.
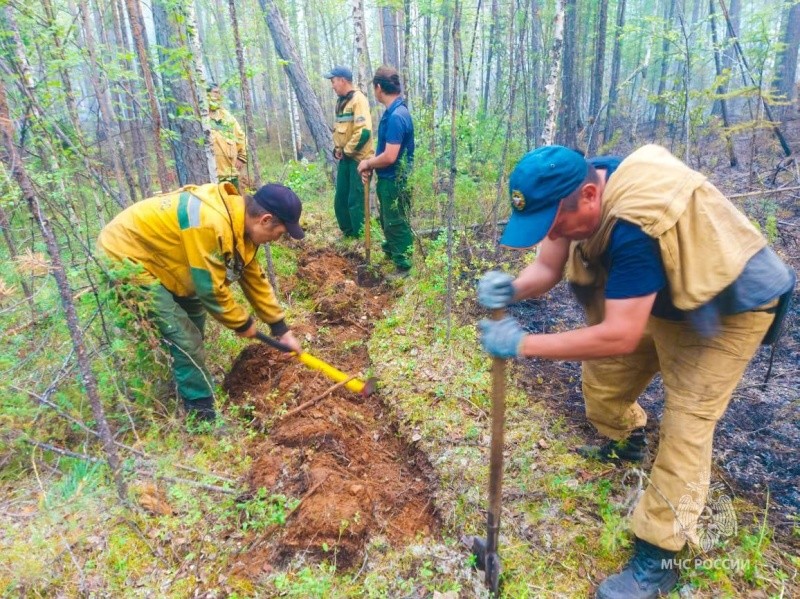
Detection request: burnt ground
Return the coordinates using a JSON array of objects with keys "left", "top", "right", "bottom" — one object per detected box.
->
[
  {"left": 507, "top": 247, "right": 799, "bottom": 542},
  {"left": 221, "top": 249, "right": 439, "bottom": 577}
]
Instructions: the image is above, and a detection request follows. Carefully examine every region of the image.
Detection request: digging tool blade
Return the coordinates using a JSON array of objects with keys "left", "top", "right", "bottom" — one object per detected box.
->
[
  {"left": 254, "top": 331, "right": 377, "bottom": 397},
  {"left": 467, "top": 307, "right": 506, "bottom": 596}
]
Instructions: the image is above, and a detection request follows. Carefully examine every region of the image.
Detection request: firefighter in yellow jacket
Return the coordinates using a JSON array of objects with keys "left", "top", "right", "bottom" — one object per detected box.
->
[
  {"left": 477, "top": 145, "right": 795, "bottom": 599},
  {"left": 98, "top": 182, "right": 304, "bottom": 423},
  {"left": 208, "top": 84, "right": 247, "bottom": 189},
  {"left": 324, "top": 66, "right": 373, "bottom": 237}
]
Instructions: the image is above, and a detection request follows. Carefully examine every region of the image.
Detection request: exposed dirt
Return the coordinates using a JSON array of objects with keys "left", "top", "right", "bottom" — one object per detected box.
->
[{"left": 222, "top": 250, "right": 439, "bottom": 576}]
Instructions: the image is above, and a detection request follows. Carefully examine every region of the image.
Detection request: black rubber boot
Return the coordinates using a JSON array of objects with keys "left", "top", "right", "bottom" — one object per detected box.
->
[
  {"left": 595, "top": 538, "right": 679, "bottom": 599},
  {"left": 183, "top": 396, "right": 217, "bottom": 423},
  {"left": 578, "top": 427, "right": 648, "bottom": 463}
]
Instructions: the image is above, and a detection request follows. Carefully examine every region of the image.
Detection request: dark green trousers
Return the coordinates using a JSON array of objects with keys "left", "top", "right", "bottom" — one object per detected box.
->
[
  {"left": 334, "top": 157, "right": 365, "bottom": 237},
  {"left": 150, "top": 285, "right": 214, "bottom": 402},
  {"left": 376, "top": 176, "right": 413, "bottom": 270}
]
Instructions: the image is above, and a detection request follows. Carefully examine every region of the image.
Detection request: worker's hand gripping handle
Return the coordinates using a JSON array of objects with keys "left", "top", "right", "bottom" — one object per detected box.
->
[{"left": 255, "top": 330, "right": 294, "bottom": 354}]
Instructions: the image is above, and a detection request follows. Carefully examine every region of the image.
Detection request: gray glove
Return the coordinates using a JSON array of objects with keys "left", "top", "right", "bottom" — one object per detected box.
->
[
  {"left": 477, "top": 271, "right": 516, "bottom": 309},
  {"left": 478, "top": 316, "right": 526, "bottom": 359}
]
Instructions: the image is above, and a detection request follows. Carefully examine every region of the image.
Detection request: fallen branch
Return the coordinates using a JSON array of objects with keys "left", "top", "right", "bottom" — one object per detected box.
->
[
  {"left": 728, "top": 185, "right": 800, "bottom": 199},
  {"left": 277, "top": 377, "right": 355, "bottom": 422}
]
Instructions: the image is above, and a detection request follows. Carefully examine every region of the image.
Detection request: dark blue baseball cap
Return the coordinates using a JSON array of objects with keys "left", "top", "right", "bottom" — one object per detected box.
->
[
  {"left": 500, "top": 145, "right": 588, "bottom": 248},
  {"left": 253, "top": 184, "right": 305, "bottom": 240},
  {"left": 323, "top": 66, "right": 353, "bottom": 81}
]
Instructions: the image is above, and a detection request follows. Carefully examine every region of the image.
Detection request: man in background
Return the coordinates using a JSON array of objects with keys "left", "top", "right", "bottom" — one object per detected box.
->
[
  {"left": 324, "top": 66, "right": 373, "bottom": 238},
  {"left": 357, "top": 66, "right": 415, "bottom": 278},
  {"left": 208, "top": 84, "right": 247, "bottom": 190}
]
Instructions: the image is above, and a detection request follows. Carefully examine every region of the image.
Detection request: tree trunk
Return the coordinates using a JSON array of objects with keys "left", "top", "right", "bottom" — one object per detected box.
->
[
  {"left": 709, "top": 0, "right": 737, "bottom": 166},
  {"left": 0, "top": 79, "right": 127, "bottom": 501},
  {"left": 381, "top": 7, "right": 401, "bottom": 69},
  {"left": 152, "top": 0, "right": 216, "bottom": 185},
  {"left": 542, "top": 0, "right": 565, "bottom": 145},
  {"left": 124, "top": 0, "right": 172, "bottom": 192},
  {"left": 352, "top": 0, "right": 375, "bottom": 101},
  {"left": 773, "top": 0, "right": 800, "bottom": 120},
  {"left": 424, "top": 7, "right": 433, "bottom": 105},
  {"left": 718, "top": 0, "right": 792, "bottom": 156},
  {"left": 654, "top": 0, "right": 676, "bottom": 126},
  {"left": 441, "top": 2, "right": 452, "bottom": 113},
  {"left": 288, "top": 83, "right": 301, "bottom": 160},
  {"left": 587, "top": 0, "right": 608, "bottom": 155},
  {"left": 305, "top": 0, "right": 322, "bottom": 90},
  {"left": 602, "top": 0, "right": 626, "bottom": 147},
  {"left": 110, "top": 0, "right": 152, "bottom": 197},
  {"left": 557, "top": 0, "right": 578, "bottom": 148},
  {"left": 482, "top": 0, "right": 499, "bottom": 112},
  {"left": 227, "top": 0, "right": 262, "bottom": 188},
  {"left": 446, "top": 0, "right": 462, "bottom": 340},
  {"left": 74, "top": 0, "right": 131, "bottom": 207},
  {"left": 260, "top": 0, "right": 334, "bottom": 169},
  {"left": 528, "top": 0, "right": 543, "bottom": 145}
]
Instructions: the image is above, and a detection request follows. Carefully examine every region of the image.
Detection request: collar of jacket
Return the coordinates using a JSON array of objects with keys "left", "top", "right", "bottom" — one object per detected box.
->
[{"left": 336, "top": 90, "right": 356, "bottom": 115}]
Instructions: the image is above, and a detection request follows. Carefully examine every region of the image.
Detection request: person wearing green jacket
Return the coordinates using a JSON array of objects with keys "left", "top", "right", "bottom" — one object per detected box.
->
[
  {"left": 324, "top": 66, "right": 374, "bottom": 237},
  {"left": 98, "top": 182, "right": 304, "bottom": 423}
]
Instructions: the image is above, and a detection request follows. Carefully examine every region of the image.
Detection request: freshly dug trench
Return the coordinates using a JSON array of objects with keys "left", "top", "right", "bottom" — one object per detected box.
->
[{"left": 223, "top": 249, "right": 439, "bottom": 575}]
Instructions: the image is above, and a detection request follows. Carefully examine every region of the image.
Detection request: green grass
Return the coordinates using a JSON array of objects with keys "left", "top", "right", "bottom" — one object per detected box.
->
[{"left": 0, "top": 143, "right": 797, "bottom": 597}]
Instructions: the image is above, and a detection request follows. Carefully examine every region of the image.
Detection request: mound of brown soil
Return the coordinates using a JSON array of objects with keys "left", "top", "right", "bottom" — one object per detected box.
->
[{"left": 223, "top": 249, "right": 439, "bottom": 576}]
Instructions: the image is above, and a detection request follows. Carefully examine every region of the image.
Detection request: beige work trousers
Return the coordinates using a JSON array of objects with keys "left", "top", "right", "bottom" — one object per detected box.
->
[{"left": 582, "top": 310, "right": 774, "bottom": 551}]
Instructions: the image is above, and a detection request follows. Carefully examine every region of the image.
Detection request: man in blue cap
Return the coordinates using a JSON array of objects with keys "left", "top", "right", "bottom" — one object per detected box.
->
[
  {"left": 477, "top": 145, "right": 795, "bottom": 599},
  {"left": 324, "top": 66, "right": 373, "bottom": 238}
]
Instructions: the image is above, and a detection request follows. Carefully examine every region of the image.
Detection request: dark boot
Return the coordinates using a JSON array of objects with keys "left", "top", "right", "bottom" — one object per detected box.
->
[
  {"left": 183, "top": 396, "right": 216, "bottom": 423},
  {"left": 578, "top": 427, "right": 648, "bottom": 463},
  {"left": 596, "top": 538, "right": 679, "bottom": 599}
]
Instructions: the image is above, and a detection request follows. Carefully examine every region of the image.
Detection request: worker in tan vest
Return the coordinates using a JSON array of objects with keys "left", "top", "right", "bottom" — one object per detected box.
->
[{"left": 476, "top": 145, "right": 795, "bottom": 599}]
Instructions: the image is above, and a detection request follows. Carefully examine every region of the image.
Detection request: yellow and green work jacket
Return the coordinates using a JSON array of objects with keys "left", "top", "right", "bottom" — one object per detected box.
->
[
  {"left": 209, "top": 107, "right": 247, "bottom": 180},
  {"left": 566, "top": 144, "right": 767, "bottom": 323},
  {"left": 98, "top": 182, "right": 283, "bottom": 332},
  {"left": 333, "top": 90, "right": 373, "bottom": 161}
]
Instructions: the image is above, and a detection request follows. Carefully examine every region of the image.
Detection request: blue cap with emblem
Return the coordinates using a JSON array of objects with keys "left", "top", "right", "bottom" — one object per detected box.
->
[{"left": 500, "top": 145, "right": 588, "bottom": 248}]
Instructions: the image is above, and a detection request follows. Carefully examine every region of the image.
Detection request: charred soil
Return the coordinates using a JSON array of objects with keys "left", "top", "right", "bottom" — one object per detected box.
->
[{"left": 223, "top": 249, "right": 440, "bottom": 576}]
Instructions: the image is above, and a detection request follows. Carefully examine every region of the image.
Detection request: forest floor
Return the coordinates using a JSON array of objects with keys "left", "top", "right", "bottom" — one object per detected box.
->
[{"left": 1, "top": 125, "right": 799, "bottom": 597}]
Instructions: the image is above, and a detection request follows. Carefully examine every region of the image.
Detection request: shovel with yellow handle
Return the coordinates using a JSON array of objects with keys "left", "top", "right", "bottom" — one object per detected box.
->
[{"left": 255, "top": 331, "right": 377, "bottom": 397}]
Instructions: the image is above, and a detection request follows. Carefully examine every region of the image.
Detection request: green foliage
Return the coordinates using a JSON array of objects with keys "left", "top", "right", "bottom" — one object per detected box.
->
[
  {"left": 235, "top": 487, "right": 299, "bottom": 532},
  {"left": 45, "top": 459, "right": 104, "bottom": 507},
  {"left": 272, "top": 564, "right": 335, "bottom": 597},
  {"left": 284, "top": 160, "right": 330, "bottom": 197}
]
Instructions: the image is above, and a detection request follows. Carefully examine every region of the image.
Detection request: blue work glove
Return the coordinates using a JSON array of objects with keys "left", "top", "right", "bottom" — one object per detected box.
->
[
  {"left": 478, "top": 316, "right": 526, "bottom": 359},
  {"left": 477, "top": 271, "right": 516, "bottom": 309}
]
